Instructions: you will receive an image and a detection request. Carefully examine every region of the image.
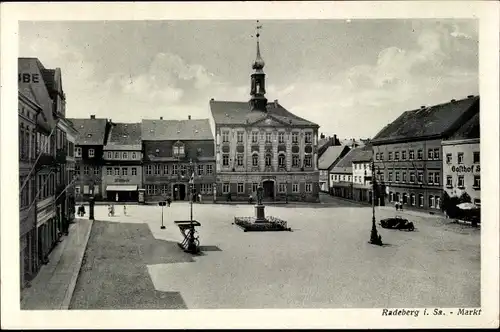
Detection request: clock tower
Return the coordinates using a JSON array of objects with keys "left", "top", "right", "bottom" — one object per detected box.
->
[{"left": 249, "top": 21, "right": 268, "bottom": 112}]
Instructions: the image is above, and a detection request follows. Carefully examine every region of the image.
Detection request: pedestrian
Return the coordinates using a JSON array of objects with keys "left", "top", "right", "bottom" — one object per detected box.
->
[
  {"left": 399, "top": 201, "right": 404, "bottom": 211},
  {"left": 123, "top": 205, "right": 127, "bottom": 216},
  {"left": 395, "top": 201, "right": 399, "bottom": 211},
  {"left": 167, "top": 196, "right": 172, "bottom": 207},
  {"left": 198, "top": 193, "right": 202, "bottom": 203},
  {"left": 108, "top": 205, "right": 112, "bottom": 217}
]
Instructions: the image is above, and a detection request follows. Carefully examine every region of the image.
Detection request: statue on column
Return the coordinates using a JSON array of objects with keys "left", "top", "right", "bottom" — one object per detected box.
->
[{"left": 257, "top": 185, "right": 263, "bottom": 205}]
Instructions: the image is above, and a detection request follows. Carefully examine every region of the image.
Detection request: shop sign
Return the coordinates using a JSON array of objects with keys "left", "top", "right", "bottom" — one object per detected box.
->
[
  {"left": 114, "top": 178, "right": 130, "bottom": 183},
  {"left": 450, "top": 165, "right": 480, "bottom": 173}
]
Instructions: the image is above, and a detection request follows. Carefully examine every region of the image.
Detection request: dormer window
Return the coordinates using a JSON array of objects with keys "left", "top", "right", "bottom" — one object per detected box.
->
[
  {"left": 114, "top": 152, "right": 120, "bottom": 159},
  {"left": 88, "top": 148, "right": 95, "bottom": 158},
  {"left": 87, "top": 134, "right": 92, "bottom": 138},
  {"left": 75, "top": 147, "right": 82, "bottom": 157},
  {"left": 305, "top": 132, "right": 312, "bottom": 144},
  {"left": 173, "top": 141, "right": 185, "bottom": 157},
  {"left": 123, "top": 152, "right": 128, "bottom": 159}
]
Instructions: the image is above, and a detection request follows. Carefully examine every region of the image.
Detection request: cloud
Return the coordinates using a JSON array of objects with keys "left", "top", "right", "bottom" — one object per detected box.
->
[{"left": 450, "top": 24, "right": 473, "bottom": 40}]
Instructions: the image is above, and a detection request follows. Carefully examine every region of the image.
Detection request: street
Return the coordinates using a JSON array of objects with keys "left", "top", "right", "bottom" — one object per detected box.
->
[{"left": 70, "top": 197, "right": 480, "bottom": 309}]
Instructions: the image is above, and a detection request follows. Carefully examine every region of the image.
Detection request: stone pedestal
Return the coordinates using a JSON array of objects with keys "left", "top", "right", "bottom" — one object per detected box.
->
[{"left": 254, "top": 204, "right": 266, "bottom": 223}]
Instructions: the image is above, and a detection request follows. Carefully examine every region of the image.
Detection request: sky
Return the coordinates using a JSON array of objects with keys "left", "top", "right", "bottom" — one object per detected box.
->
[{"left": 19, "top": 19, "right": 478, "bottom": 139}]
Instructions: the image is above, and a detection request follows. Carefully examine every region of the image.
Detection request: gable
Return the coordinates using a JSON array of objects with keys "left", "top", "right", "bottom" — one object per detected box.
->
[{"left": 250, "top": 115, "right": 290, "bottom": 127}]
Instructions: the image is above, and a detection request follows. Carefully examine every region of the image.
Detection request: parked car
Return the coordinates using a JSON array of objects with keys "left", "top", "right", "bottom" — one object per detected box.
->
[{"left": 379, "top": 216, "right": 415, "bottom": 231}]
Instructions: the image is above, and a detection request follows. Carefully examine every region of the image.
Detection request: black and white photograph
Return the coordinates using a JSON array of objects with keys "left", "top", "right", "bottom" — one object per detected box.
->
[{"left": 1, "top": 1, "right": 499, "bottom": 329}]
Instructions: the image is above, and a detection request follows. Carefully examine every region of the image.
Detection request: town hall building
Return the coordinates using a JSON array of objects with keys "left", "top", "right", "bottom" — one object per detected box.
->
[{"left": 209, "top": 27, "right": 320, "bottom": 202}]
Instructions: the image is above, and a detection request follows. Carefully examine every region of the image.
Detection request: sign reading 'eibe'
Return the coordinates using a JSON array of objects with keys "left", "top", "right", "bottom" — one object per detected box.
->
[
  {"left": 451, "top": 165, "right": 480, "bottom": 173},
  {"left": 19, "top": 73, "right": 40, "bottom": 83}
]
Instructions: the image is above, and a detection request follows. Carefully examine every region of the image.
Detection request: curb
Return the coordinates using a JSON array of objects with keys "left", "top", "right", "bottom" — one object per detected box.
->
[{"left": 60, "top": 219, "right": 94, "bottom": 310}]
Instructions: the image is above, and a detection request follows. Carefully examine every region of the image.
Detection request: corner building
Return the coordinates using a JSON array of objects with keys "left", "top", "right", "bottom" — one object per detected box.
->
[{"left": 209, "top": 32, "right": 320, "bottom": 202}]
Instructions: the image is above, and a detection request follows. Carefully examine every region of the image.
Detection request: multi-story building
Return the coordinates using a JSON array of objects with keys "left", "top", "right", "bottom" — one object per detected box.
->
[
  {"left": 442, "top": 112, "right": 480, "bottom": 206},
  {"left": 142, "top": 117, "right": 216, "bottom": 202},
  {"left": 69, "top": 115, "right": 110, "bottom": 202},
  {"left": 371, "top": 95, "right": 479, "bottom": 211},
  {"left": 64, "top": 120, "right": 77, "bottom": 222},
  {"left": 351, "top": 148, "right": 373, "bottom": 203},
  {"left": 18, "top": 88, "right": 42, "bottom": 288},
  {"left": 329, "top": 147, "right": 368, "bottom": 200},
  {"left": 102, "top": 122, "right": 143, "bottom": 202},
  {"left": 209, "top": 31, "right": 320, "bottom": 202},
  {"left": 318, "top": 134, "right": 340, "bottom": 159},
  {"left": 318, "top": 145, "right": 351, "bottom": 192}
]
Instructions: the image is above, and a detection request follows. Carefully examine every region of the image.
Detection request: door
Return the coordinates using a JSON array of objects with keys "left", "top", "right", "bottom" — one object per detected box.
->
[
  {"left": 173, "top": 184, "right": 187, "bottom": 201},
  {"left": 262, "top": 180, "right": 274, "bottom": 199}
]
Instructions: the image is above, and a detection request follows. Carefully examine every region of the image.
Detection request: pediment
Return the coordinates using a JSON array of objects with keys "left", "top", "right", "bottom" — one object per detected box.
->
[{"left": 250, "top": 115, "right": 289, "bottom": 127}]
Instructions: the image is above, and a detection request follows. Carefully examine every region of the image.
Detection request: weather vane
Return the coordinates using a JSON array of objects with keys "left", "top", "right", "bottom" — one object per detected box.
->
[{"left": 256, "top": 20, "right": 262, "bottom": 39}]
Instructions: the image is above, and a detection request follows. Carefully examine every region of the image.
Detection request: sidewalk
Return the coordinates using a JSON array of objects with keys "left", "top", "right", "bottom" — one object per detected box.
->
[{"left": 20, "top": 218, "right": 93, "bottom": 310}]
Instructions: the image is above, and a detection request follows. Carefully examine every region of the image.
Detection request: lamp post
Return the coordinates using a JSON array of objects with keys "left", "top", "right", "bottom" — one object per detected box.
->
[{"left": 369, "top": 161, "right": 383, "bottom": 246}]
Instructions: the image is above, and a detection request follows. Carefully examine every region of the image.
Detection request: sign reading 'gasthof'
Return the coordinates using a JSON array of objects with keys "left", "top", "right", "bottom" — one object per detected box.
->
[{"left": 450, "top": 165, "right": 480, "bottom": 173}]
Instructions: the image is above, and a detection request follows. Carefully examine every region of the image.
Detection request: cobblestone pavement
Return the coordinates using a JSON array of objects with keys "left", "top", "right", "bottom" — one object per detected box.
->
[{"left": 72, "top": 199, "right": 480, "bottom": 309}]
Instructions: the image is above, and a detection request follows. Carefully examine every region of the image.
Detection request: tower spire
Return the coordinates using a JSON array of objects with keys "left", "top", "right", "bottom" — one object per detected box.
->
[{"left": 249, "top": 20, "right": 267, "bottom": 112}]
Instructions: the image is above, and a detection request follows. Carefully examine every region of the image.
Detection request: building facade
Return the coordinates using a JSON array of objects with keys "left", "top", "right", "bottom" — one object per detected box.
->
[
  {"left": 209, "top": 32, "right": 320, "bottom": 202},
  {"left": 318, "top": 145, "right": 350, "bottom": 192},
  {"left": 102, "top": 122, "right": 143, "bottom": 202},
  {"left": 142, "top": 118, "right": 216, "bottom": 202},
  {"left": 351, "top": 149, "right": 373, "bottom": 203},
  {"left": 372, "top": 95, "right": 479, "bottom": 211},
  {"left": 69, "top": 115, "right": 109, "bottom": 202},
  {"left": 18, "top": 90, "right": 42, "bottom": 288}
]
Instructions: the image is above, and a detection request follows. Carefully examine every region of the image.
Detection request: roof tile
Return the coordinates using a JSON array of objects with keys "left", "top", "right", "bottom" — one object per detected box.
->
[
  {"left": 141, "top": 118, "right": 213, "bottom": 141},
  {"left": 68, "top": 118, "right": 108, "bottom": 145}
]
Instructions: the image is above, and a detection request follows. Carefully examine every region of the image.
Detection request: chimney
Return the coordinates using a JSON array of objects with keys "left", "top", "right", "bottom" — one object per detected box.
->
[
  {"left": 420, "top": 106, "right": 426, "bottom": 109},
  {"left": 188, "top": 115, "right": 191, "bottom": 120},
  {"left": 333, "top": 134, "right": 337, "bottom": 145},
  {"left": 451, "top": 99, "right": 456, "bottom": 102},
  {"left": 210, "top": 98, "right": 214, "bottom": 101},
  {"left": 160, "top": 116, "right": 163, "bottom": 120},
  {"left": 467, "top": 95, "right": 474, "bottom": 99},
  {"left": 90, "top": 115, "right": 96, "bottom": 119},
  {"left": 274, "top": 99, "right": 278, "bottom": 107}
]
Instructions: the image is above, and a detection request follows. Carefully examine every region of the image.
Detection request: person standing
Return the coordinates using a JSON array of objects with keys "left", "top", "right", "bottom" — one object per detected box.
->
[{"left": 123, "top": 205, "right": 127, "bottom": 216}]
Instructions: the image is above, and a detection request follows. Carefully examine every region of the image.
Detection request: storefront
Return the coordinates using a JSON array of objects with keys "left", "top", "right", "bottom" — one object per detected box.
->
[{"left": 106, "top": 185, "right": 139, "bottom": 202}]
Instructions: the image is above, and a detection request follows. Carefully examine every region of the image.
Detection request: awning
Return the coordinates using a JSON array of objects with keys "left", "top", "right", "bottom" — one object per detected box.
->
[{"left": 106, "top": 185, "right": 138, "bottom": 191}]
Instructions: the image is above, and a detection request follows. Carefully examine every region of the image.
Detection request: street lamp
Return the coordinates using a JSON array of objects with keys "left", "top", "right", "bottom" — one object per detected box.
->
[{"left": 369, "top": 161, "right": 383, "bottom": 246}]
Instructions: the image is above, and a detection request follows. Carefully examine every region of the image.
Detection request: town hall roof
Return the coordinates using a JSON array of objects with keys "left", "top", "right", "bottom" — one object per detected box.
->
[
  {"left": 141, "top": 118, "right": 213, "bottom": 141},
  {"left": 372, "top": 95, "right": 479, "bottom": 144},
  {"left": 104, "top": 122, "right": 142, "bottom": 151},
  {"left": 68, "top": 117, "right": 108, "bottom": 145},
  {"left": 209, "top": 100, "right": 318, "bottom": 127}
]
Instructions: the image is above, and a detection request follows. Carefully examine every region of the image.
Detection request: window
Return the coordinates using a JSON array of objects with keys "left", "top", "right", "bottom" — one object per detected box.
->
[
  {"left": 180, "top": 165, "right": 186, "bottom": 176},
  {"left": 417, "top": 171, "right": 423, "bottom": 183},
  {"left": 146, "top": 165, "right": 152, "bottom": 175},
  {"left": 428, "top": 149, "right": 434, "bottom": 160},
  {"left": 123, "top": 152, "right": 128, "bottom": 159},
  {"left": 132, "top": 167, "right": 137, "bottom": 176},
  {"left": 163, "top": 165, "right": 169, "bottom": 175},
  {"left": 278, "top": 154, "right": 286, "bottom": 168},
  {"left": 429, "top": 195, "right": 435, "bottom": 208},
  {"left": 292, "top": 132, "right": 298, "bottom": 144},
  {"left": 265, "top": 132, "right": 272, "bottom": 143},
  {"left": 388, "top": 172, "right": 393, "bottom": 182},
  {"left": 305, "top": 183, "right": 312, "bottom": 193},
  {"left": 418, "top": 194, "right": 424, "bottom": 207},
  {"left": 409, "top": 150, "right": 415, "bottom": 160},
  {"left": 154, "top": 165, "right": 161, "bottom": 175},
  {"left": 107, "top": 152, "right": 112, "bottom": 159},
  {"left": 75, "top": 186, "right": 81, "bottom": 194},
  {"left": 86, "top": 148, "right": 94, "bottom": 158},
  {"left": 388, "top": 152, "right": 393, "bottom": 160},
  {"left": 252, "top": 131, "right": 258, "bottom": 143},
  {"left": 473, "top": 151, "right": 480, "bottom": 164},
  {"left": 446, "top": 153, "right": 452, "bottom": 164},
  {"left": 83, "top": 166, "right": 89, "bottom": 175},
  {"left": 114, "top": 167, "right": 120, "bottom": 176},
  {"left": 473, "top": 175, "right": 480, "bottom": 188},
  {"left": 379, "top": 152, "right": 384, "bottom": 160},
  {"left": 75, "top": 167, "right": 80, "bottom": 176},
  {"left": 237, "top": 154, "right": 244, "bottom": 166},
  {"left": 83, "top": 185, "right": 89, "bottom": 194},
  {"left": 161, "top": 185, "right": 169, "bottom": 195},
  {"left": 276, "top": 183, "right": 285, "bottom": 193},
  {"left": 222, "top": 183, "right": 230, "bottom": 193},
  {"left": 402, "top": 171, "right": 407, "bottom": 182},
  {"left": 292, "top": 183, "right": 299, "bottom": 193},
  {"left": 94, "top": 185, "right": 99, "bottom": 195},
  {"left": 206, "top": 165, "right": 213, "bottom": 175},
  {"left": 198, "top": 164, "right": 204, "bottom": 175},
  {"left": 94, "top": 167, "right": 99, "bottom": 175},
  {"left": 237, "top": 183, "right": 244, "bottom": 193},
  {"left": 172, "top": 164, "right": 178, "bottom": 175},
  {"left": 417, "top": 149, "right": 423, "bottom": 160},
  {"left": 389, "top": 192, "right": 394, "bottom": 202},
  {"left": 114, "top": 152, "right": 120, "bottom": 159},
  {"left": 411, "top": 194, "right": 416, "bottom": 206},
  {"left": 375, "top": 153, "right": 379, "bottom": 160},
  {"left": 252, "top": 154, "right": 259, "bottom": 167},
  {"left": 433, "top": 148, "right": 440, "bottom": 160},
  {"left": 252, "top": 183, "right": 258, "bottom": 193},
  {"left": 265, "top": 154, "right": 272, "bottom": 167},
  {"left": 222, "top": 154, "right": 229, "bottom": 166},
  {"left": 278, "top": 132, "right": 285, "bottom": 144},
  {"left": 428, "top": 172, "right": 434, "bottom": 185},
  {"left": 222, "top": 131, "right": 229, "bottom": 143},
  {"left": 458, "top": 175, "right": 465, "bottom": 188},
  {"left": 146, "top": 185, "right": 154, "bottom": 195},
  {"left": 401, "top": 151, "right": 407, "bottom": 160},
  {"left": 75, "top": 147, "right": 82, "bottom": 157},
  {"left": 304, "top": 155, "right": 312, "bottom": 168},
  {"left": 305, "top": 132, "right": 312, "bottom": 144},
  {"left": 446, "top": 176, "right": 453, "bottom": 187},
  {"left": 394, "top": 151, "right": 399, "bottom": 160},
  {"left": 292, "top": 154, "right": 300, "bottom": 167},
  {"left": 395, "top": 172, "right": 400, "bottom": 182},
  {"left": 457, "top": 152, "right": 464, "bottom": 164},
  {"left": 410, "top": 172, "right": 415, "bottom": 183},
  {"left": 402, "top": 193, "right": 408, "bottom": 204},
  {"left": 434, "top": 173, "right": 440, "bottom": 186},
  {"left": 132, "top": 152, "right": 136, "bottom": 159},
  {"left": 122, "top": 168, "right": 128, "bottom": 176},
  {"left": 237, "top": 131, "right": 244, "bottom": 143},
  {"left": 435, "top": 197, "right": 441, "bottom": 209},
  {"left": 106, "top": 167, "right": 112, "bottom": 175}
]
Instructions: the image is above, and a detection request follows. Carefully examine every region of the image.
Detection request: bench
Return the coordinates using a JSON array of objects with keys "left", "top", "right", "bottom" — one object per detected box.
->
[{"left": 174, "top": 220, "right": 201, "bottom": 253}]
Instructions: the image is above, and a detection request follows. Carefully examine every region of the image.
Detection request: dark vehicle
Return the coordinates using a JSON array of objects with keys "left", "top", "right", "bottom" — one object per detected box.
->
[{"left": 379, "top": 216, "right": 415, "bottom": 231}]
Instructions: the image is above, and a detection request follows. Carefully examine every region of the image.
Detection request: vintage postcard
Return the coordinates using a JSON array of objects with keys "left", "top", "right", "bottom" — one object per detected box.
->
[{"left": 1, "top": 1, "right": 499, "bottom": 329}]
